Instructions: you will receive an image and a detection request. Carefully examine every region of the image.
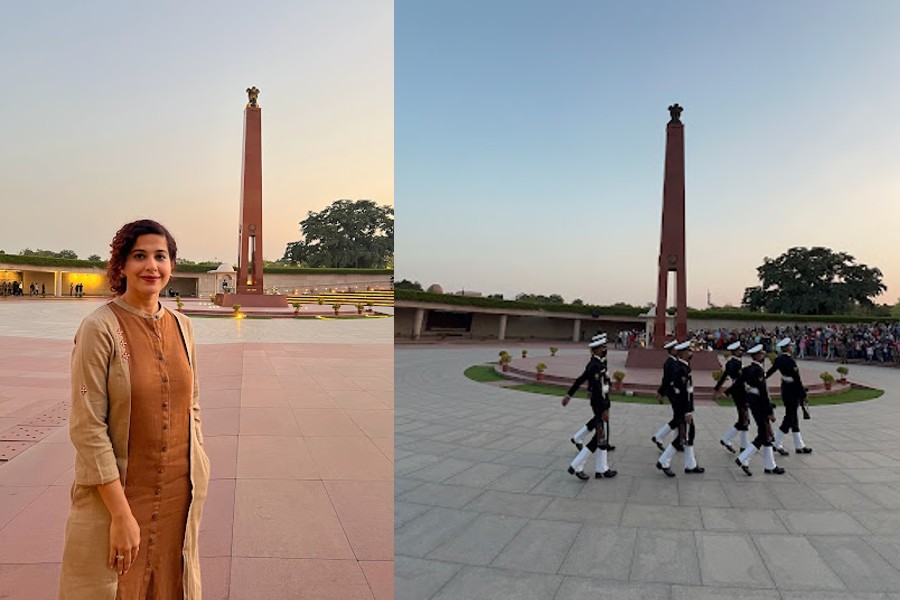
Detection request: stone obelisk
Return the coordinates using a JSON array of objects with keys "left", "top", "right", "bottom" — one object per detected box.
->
[
  {"left": 237, "top": 86, "right": 264, "bottom": 294},
  {"left": 653, "top": 103, "right": 688, "bottom": 347},
  {"left": 218, "top": 87, "right": 287, "bottom": 309}
]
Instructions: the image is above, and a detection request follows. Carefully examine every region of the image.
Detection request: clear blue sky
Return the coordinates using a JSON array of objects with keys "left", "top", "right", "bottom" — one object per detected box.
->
[
  {"left": 395, "top": 1, "right": 900, "bottom": 308},
  {"left": 0, "top": 1, "right": 392, "bottom": 264}
]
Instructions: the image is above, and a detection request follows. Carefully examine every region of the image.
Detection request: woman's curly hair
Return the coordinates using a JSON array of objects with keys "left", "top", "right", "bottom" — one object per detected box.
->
[{"left": 107, "top": 220, "right": 177, "bottom": 295}]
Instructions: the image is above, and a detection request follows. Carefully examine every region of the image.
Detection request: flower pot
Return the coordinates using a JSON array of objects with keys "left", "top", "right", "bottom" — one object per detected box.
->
[
  {"left": 536, "top": 373, "right": 544, "bottom": 381},
  {"left": 824, "top": 382, "right": 833, "bottom": 391},
  {"left": 613, "top": 381, "right": 623, "bottom": 392},
  {"left": 501, "top": 364, "right": 509, "bottom": 372},
  {"left": 838, "top": 377, "right": 847, "bottom": 384}
]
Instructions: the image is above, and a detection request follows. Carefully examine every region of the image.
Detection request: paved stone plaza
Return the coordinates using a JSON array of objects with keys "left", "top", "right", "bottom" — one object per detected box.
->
[
  {"left": 0, "top": 299, "right": 393, "bottom": 599},
  {"left": 396, "top": 345, "right": 900, "bottom": 600}
]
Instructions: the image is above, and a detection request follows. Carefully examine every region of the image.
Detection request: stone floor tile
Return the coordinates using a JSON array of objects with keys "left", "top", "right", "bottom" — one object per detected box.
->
[
  {"left": 360, "top": 560, "right": 393, "bottom": 600},
  {"left": 490, "top": 519, "right": 581, "bottom": 574},
  {"left": 432, "top": 566, "right": 562, "bottom": 600},
  {"left": 395, "top": 507, "right": 479, "bottom": 558},
  {"left": 695, "top": 531, "right": 773, "bottom": 588},
  {"left": 630, "top": 528, "right": 701, "bottom": 585},
  {"left": 305, "top": 436, "right": 393, "bottom": 481},
  {"left": 395, "top": 556, "right": 462, "bottom": 600},
  {"left": 324, "top": 480, "right": 393, "bottom": 560},
  {"left": 230, "top": 557, "right": 373, "bottom": 599},
  {"left": 558, "top": 525, "right": 636, "bottom": 579},
  {"left": 807, "top": 536, "right": 900, "bottom": 592},
  {"left": 428, "top": 513, "right": 528, "bottom": 566},
  {"left": 232, "top": 479, "right": 354, "bottom": 559},
  {"left": 752, "top": 534, "right": 845, "bottom": 591}
]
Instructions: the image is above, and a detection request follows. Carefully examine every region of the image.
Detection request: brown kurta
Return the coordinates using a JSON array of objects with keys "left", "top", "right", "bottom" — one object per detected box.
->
[{"left": 109, "top": 303, "right": 192, "bottom": 600}]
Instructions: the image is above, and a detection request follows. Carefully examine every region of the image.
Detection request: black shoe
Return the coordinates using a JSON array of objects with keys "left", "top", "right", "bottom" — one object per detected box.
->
[
  {"left": 775, "top": 447, "right": 789, "bottom": 456},
  {"left": 684, "top": 466, "right": 705, "bottom": 474},
  {"left": 764, "top": 466, "right": 786, "bottom": 474},
  {"left": 606, "top": 445, "right": 616, "bottom": 452},
  {"left": 656, "top": 461, "right": 676, "bottom": 477},
  {"left": 739, "top": 447, "right": 746, "bottom": 453},
  {"left": 567, "top": 466, "right": 589, "bottom": 480},
  {"left": 720, "top": 440, "right": 736, "bottom": 454},
  {"left": 796, "top": 447, "right": 812, "bottom": 454},
  {"left": 673, "top": 441, "right": 685, "bottom": 452},
  {"left": 651, "top": 436, "right": 664, "bottom": 451},
  {"left": 595, "top": 469, "right": 618, "bottom": 479},
  {"left": 735, "top": 458, "right": 752, "bottom": 476},
  {"left": 570, "top": 437, "right": 583, "bottom": 451}
]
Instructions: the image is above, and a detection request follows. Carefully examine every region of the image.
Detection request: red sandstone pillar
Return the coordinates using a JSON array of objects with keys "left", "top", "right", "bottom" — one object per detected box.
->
[
  {"left": 653, "top": 104, "right": 688, "bottom": 347},
  {"left": 237, "top": 87, "right": 264, "bottom": 295}
]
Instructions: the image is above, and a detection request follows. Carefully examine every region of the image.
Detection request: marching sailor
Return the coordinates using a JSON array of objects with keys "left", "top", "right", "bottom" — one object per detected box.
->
[
  {"left": 562, "top": 336, "right": 617, "bottom": 480},
  {"left": 655, "top": 341, "right": 705, "bottom": 477},
  {"left": 735, "top": 344, "right": 785, "bottom": 475},
  {"left": 650, "top": 339, "right": 685, "bottom": 452},
  {"left": 715, "top": 341, "right": 749, "bottom": 453},
  {"left": 767, "top": 338, "right": 812, "bottom": 455},
  {"left": 570, "top": 335, "right": 616, "bottom": 452}
]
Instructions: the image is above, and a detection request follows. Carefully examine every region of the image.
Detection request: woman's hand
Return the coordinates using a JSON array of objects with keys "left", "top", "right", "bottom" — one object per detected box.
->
[{"left": 108, "top": 511, "right": 141, "bottom": 575}]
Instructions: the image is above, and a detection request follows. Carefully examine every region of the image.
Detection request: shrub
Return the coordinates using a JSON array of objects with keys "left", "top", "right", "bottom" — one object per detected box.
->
[
  {"left": 549, "top": 346, "right": 559, "bottom": 356},
  {"left": 536, "top": 362, "right": 547, "bottom": 373},
  {"left": 521, "top": 349, "right": 528, "bottom": 358},
  {"left": 836, "top": 366, "right": 849, "bottom": 376},
  {"left": 711, "top": 369, "right": 723, "bottom": 381},
  {"left": 612, "top": 370, "right": 626, "bottom": 382},
  {"left": 819, "top": 372, "right": 835, "bottom": 384}
]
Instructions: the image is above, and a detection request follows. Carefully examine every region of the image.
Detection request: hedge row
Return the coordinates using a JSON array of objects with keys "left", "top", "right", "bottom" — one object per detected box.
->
[
  {"left": 395, "top": 290, "right": 896, "bottom": 325},
  {"left": 0, "top": 253, "right": 393, "bottom": 276},
  {"left": 394, "top": 290, "right": 646, "bottom": 317}
]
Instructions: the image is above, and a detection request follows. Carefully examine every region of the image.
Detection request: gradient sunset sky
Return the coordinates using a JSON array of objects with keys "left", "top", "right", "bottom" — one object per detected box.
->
[
  {"left": 1, "top": 1, "right": 392, "bottom": 264},
  {"left": 396, "top": 1, "right": 900, "bottom": 308}
]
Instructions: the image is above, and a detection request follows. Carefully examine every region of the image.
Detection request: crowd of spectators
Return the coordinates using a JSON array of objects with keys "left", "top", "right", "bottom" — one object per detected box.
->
[{"left": 688, "top": 323, "right": 900, "bottom": 366}]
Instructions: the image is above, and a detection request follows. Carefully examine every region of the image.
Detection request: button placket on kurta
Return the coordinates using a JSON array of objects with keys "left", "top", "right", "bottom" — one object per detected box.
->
[{"left": 110, "top": 302, "right": 192, "bottom": 600}]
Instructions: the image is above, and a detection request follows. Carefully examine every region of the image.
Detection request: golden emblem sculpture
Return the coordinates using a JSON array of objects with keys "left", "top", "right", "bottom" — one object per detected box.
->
[{"left": 246, "top": 86, "right": 260, "bottom": 108}]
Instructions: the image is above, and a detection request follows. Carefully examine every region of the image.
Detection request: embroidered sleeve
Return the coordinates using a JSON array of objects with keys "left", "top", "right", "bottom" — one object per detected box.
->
[{"left": 69, "top": 318, "right": 120, "bottom": 486}]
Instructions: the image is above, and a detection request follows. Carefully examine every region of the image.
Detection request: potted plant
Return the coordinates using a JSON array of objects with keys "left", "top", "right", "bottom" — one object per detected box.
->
[
  {"left": 612, "top": 370, "right": 626, "bottom": 391},
  {"left": 365, "top": 301, "right": 374, "bottom": 313},
  {"left": 711, "top": 369, "right": 723, "bottom": 382},
  {"left": 767, "top": 351, "right": 777, "bottom": 364},
  {"left": 332, "top": 303, "right": 342, "bottom": 316},
  {"left": 209, "top": 295, "right": 217, "bottom": 304},
  {"left": 175, "top": 295, "right": 184, "bottom": 311},
  {"left": 820, "top": 371, "right": 835, "bottom": 391},
  {"left": 499, "top": 351, "right": 511, "bottom": 372},
  {"left": 356, "top": 302, "right": 365, "bottom": 315},
  {"left": 291, "top": 301, "right": 302, "bottom": 315},
  {"left": 836, "top": 365, "right": 849, "bottom": 383},
  {"left": 549, "top": 346, "right": 558, "bottom": 357},
  {"left": 535, "top": 362, "right": 547, "bottom": 381},
  {"left": 317, "top": 297, "right": 325, "bottom": 305},
  {"left": 521, "top": 349, "right": 528, "bottom": 359},
  {"left": 232, "top": 304, "right": 241, "bottom": 317}
]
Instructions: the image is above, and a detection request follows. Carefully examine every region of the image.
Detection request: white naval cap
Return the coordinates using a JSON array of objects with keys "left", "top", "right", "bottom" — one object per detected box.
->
[
  {"left": 674, "top": 341, "right": 692, "bottom": 351},
  {"left": 589, "top": 337, "right": 607, "bottom": 348},
  {"left": 776, "top": 337, "right": 793, "bottom": 349},
  {"left": 663, "top": 340, "right": 679, "bottom": 349},
  {"left": 747, "top": 343, "right": 765, "bottom": 354},
  {"left": 727, "top": 341, "right": 742, "bottom": 351},
  {"left": 592, "top": 334, "right": 606, "bottom": 341}
]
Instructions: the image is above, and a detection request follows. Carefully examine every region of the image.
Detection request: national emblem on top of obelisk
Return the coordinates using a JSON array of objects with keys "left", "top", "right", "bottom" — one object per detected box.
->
[{"left": 246, "top": 86, "right": 260, "bottom": 108}]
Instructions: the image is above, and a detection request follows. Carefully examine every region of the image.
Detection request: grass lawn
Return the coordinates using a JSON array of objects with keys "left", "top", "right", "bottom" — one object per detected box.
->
[
  {"left": 465, "top": 364, "right": 884, "bottom": 407},
  {"left": 507, "top": 383, "right": 661, "bottom": 404},
  {"left": 713, "top": 387, "right": 883, "bottom": 407},
  {"left": 463, "top": 365, "right": 510, "bottom": 383}
]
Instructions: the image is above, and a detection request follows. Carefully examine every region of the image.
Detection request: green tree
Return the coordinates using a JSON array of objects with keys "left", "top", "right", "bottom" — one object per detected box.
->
[
  {"left": 742, "top": 247, "right": 885, "bottom": 315},
  {"left": 282, "top": 200, "right": 393, "bottom": 268},
  {"left": 87, "top": 254, "right": 102, "bottom": 261},
  {"left": 395, "top": 279, "right": 423, "bottom": 291}
]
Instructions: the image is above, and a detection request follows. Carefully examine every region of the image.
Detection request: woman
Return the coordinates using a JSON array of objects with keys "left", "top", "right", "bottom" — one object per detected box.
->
[{"left": 60, "top": 220, "right": 210, "bottom": 600}]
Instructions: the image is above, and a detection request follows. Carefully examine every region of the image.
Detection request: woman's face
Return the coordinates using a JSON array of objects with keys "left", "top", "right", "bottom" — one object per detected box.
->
[{"left": 123, "top": 234, "right": 173, "bottom": 297}]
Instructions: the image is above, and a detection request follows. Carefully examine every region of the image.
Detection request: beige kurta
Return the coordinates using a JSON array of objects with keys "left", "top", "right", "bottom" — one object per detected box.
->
[{"left": 59, "top": 297, "right": 210, "bottom": 600}]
